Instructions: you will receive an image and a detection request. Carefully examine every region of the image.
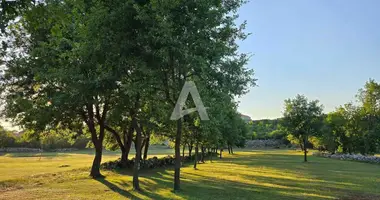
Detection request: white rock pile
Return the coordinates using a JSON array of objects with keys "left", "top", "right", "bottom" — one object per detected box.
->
[{"left": 313, "top": 152, "right": 380, "bottom": 164}]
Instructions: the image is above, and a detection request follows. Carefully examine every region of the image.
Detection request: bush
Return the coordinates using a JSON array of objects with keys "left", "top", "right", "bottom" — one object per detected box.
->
[{"left": 0, "top": 131, "right": 17, "bottom": 148}]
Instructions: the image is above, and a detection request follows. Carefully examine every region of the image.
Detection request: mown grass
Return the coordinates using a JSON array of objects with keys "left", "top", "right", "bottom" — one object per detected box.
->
[{"left": 1, "top": 148, "right": 380, "bottom": 200}]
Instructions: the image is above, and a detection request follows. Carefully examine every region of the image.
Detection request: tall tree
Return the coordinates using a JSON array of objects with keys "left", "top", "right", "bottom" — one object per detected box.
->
[
  {"left": 1, "top": 0, "right": 143, "bottom": 178},
  {"left": 135, "top": 0, "right": 255, "bottom": 191},
  {"left": 282, "top": 95, "right": 323, "bottom": 162}
]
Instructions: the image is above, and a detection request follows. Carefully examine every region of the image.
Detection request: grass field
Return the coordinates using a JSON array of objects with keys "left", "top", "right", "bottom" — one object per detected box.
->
[{"left": 1, "top": 148, "right": 380, "bottom": 200}]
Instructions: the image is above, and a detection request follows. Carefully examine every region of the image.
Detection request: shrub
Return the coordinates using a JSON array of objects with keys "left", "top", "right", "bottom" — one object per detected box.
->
[{"left": 0, "top": 131, "right": 16, "bottom": 148}]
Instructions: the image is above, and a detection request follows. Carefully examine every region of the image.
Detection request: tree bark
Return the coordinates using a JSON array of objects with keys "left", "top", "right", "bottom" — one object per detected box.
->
[
  {"left": 140, "top": 138, "right": 146, "bottom": 160},
  {"left": 90, "top": 140, "right": 103, "bottom": 178},
  {"left": 124, "top": 128, "right": 133, "bottom": 160},
  {"left": 228, "top": 145, "right": 231, "bottom": 154},
  {"left": 299, "top": 138, "right": 305, "bottom": 151},
  {"left": 188, "top": 144, "right": 193, "bottom": 157},
  {"left": 230, "top": 146, "right": 234, "bottom": 154},
  {"left": 193, "top": 143, "right": 198, "bottom": 169},
  {"left": 219, "top": 149, "right": 223, "bottom": 159},
  {"left": 120, "top": 147, "right": 128, "bottom": 167},
  {"left": 208, "top": 148, "right": 212, "bottom": 163},
  {"left": 105, "top": 125, "right": 127, "bottom": 166},
  {"left": 303, "top": 137, "right": 307, "bottom": 162},
  {"left": 132, "top": 118, "right": 142, "bottom": 190},
  {"left": 201, "top": 146, "right": 205, "bottom": 163},
  {"left": 174, "top": 119, "right": 182, "bottom": 191},
  {"left": 182, "top": 144, "right": 185, "bottom": 158},
  {"left": 143, "top": 133, "right": 150, "bottom": 160},
  {"left": 85, "top": 103, "right": 106, "bottom": 178}
]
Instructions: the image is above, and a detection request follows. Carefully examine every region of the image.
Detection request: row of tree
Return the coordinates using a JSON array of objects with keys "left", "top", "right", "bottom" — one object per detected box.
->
[
  {"left": 282, "top": 79, "right": 380, "bottom": 162},
  {"left": 0, "top": 0, "right": 255, "bottom": 191}
]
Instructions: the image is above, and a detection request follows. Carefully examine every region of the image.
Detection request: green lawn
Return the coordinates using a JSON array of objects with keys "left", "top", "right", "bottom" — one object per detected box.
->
[{"left": 1, "top": 148, "right": 380, "bottom": 200}]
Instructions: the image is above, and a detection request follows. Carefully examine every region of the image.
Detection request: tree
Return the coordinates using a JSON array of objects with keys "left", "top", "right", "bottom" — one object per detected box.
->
[
  {"left": 356, "top": 79, "right": 380, "bottom": 154},
  {"left": 1, "top": 0, "right": 144, "bottom": 178},
  {"left": 134, "top": 0, "right": 255, "bottom": 191},
  {"left": 282, "top": 95, "right": 323, "bottom": 162},
  {"left": 1, "top": 0, "right": 256, "bottom": 191}
]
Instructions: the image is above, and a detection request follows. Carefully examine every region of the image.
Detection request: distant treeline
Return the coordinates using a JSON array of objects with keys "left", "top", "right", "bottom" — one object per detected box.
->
[
  {"left": 0, "top": 128, "right": 89, "bottom": 150},
  {"left": 247, "top": 79, "right": 380, "bottom": 155}
]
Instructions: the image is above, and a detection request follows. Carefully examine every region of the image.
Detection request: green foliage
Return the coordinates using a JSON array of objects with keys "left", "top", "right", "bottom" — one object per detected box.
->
[
  {"left": 0, "top": 127, "right": 90, "bottom": 150},
  {"left": 282, "top": 95, "right": 323, "bottom": 161},
  {"left": 1, "top": 0, "right": 255, "bottom": 186},
  {"left": 311, "top": 79, "right": 380, "bottom": 155},
  {"left": 268, "top": 129, "right": 288, "bottom": 141},
  {"left": 0, "top": 129, "right": 16, "bottom": 148},
  {"left": 248, "top": 119, "right": 284, "bottom": 140}
]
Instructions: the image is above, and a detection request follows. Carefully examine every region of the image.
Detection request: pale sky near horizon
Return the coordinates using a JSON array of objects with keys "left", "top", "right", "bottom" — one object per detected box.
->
[{"left": 236, "top": 0, "right": 380, "bottom": 120}]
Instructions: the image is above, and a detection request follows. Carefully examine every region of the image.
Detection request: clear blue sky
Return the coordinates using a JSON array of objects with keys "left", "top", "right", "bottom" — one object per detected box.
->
[{"left": 236, "top": 0, "right": 380, "bottom": 120}]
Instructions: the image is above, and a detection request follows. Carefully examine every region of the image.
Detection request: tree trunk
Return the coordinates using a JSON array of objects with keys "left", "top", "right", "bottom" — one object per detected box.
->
[
  {"left": 188, "top": 144, "right": 193, "bottom": 157},
  {"left": 85, "top": 103, "right": 106, "bottom": 178},
  {"left": 231, "top": 146, "right": 234, "bottom": 154},
  {"left": 193, "top": 144, "right": 198, "bottom": 169},
  {"left": 299, "top": 138, "right": 305, "bottom": 151},
  {"left": 228, "top": 145, "right": 231, "bottom": 154},
  {"left": 105, "top": 126, "right": 127, "bottom": 166},
  {"left": 143, "top": 134, "right": 150, "bottom": 160},
  {"left": 88, "top": 120, "right": 104, "bottom": 178},
  {"left": 140, "top": 138, "right": 146, "bottom": 160},
  {"left": 90, "top": 141, "right": 103, "bottom": 178},
  {"left": 174, "top": 119, "right": 182, "bottom": 191},
  {"left": 209, "top": 148, "right": 212, "bottom": 163},
  {"left": 182, "top": 145, "right": 185, "bottom": 158},
  {"left": 201, "top": 146, "right": 205, "bottom": 163},
  {"left": 133, "top": 118, "right": 142, "bottom": 190},
  {"left": 120, "top": 147, "right": 128, "bottom": 167},
  {"left": 303, "top": 137, "right": 307, "bottom": 162},
  {"left": 219, "top": 149, "right": 222, "bottom": 159},
  {"left": 124, "top": 129, "right": 133, "bottom": 160}
]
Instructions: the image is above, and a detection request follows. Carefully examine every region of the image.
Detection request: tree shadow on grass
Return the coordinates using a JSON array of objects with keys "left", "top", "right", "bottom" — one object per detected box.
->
[
  {"left": 225, "top": 152, "right": 380, "bottom": 198},
  {"left": 95, "top": 151, "right": 380, "bottom": 200},
  {"left": 97, "top": 167, "right": 334, "bottom": 200},
  {"left": 95, "top": 177, "right": 143, "bottom": 200}
]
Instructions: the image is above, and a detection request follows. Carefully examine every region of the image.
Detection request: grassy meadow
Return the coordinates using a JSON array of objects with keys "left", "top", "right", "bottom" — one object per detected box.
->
[{"left": 1, "top": 147, "right": 380, "bottom": 200}]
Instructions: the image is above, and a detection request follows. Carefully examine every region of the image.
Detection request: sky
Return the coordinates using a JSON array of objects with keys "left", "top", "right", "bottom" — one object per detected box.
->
[{"left": 236, "top": 0, "right": 380, "bottom": 120}]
